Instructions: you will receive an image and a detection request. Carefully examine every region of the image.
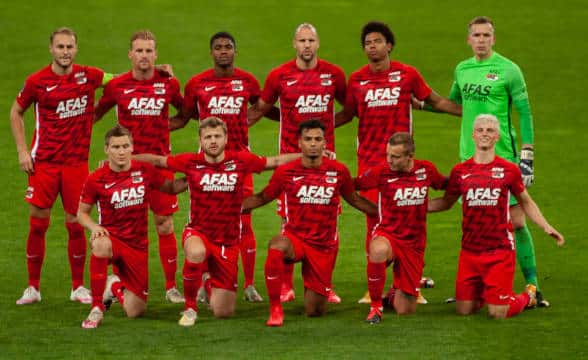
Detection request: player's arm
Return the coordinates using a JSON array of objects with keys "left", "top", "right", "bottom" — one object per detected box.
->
[
  {"left": 242, "top": 192, "right": 274, "bottom": 212},
  {"left": 132, "top": 154, "right": 169, "bottom": 168},
  {"left": 94, "top": 100, "right": 115, "bottom": 124},
  {"left": 169, "top": 106, "right": 194, "bottom": 131},
  {"left": 77, "top": 202, "right": 110, "bottom": 240},
  {"left": 422, "top": 90, "right": 462, "bottom": 116},
  {"left": 264, "top": 153, "right": 301, "bottom": 170},
  {"left": 342, "top": 192, "right": 378, "bottom": 216},
  {"left": 9, "top": 100, "right": 34, "bottom": 174},
  {"left": 509, "top": 67, "right": 535, "bottom": 187},
  {"left": 335, "top": 106, "right": 355, "bottom": 127},
  {"left": 247, "top": 99, "right": 275, "bottom": 126},
  {"left": 428, "top": 192, "right": 459, "bottom": 212},
  {"left": 514, "top": 190, "right": 564, "bottom": 246},
  {"left": 159, "top": 177, "right": 188, "bottom": 194}
]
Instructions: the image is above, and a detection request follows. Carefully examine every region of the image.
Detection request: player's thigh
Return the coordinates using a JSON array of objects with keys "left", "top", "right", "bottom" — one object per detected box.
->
[
  {"left": 269, "top": 233, "right": 296, "bottom": 260},
  {"left": 304, "top": 288, "right": 327, "bottom": 317},
  {"left": 483, "top": 250, "right": 516, "bottom": 306},
  {"left": 111, "top": 238, "right": 149, "bottom": 305},
  {"left": 210, "top": 288, "right": 236, "bottom": 318},
  {"left": 26, "top": 163, "right": 61, "bottom": 211},
  {"left": 300, "top": 241, "right": 336, "bottom": 298},
  {"left": 91, "top": 235, "right": 113, "bottom": 258},
  {"left": 123, "top": 290, "right": 147, "bottom": 318},
  {"left": 455, "top": 250, "right": 484, "bottom": 303},
  {"left": 60, "top": 164, "right": 89, "bottom": 217},
  {"left": 390, "top": 241, "right": 424, "bottom": 299},
  {"left": 208, "top": 243, "right": 239, "bottom": 294}
]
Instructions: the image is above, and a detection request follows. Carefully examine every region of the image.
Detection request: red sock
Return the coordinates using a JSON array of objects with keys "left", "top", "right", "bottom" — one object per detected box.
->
[
  {"left": 367, "top": 261, "right": 386, "bottom": 309},
  {"left": 240, "top": 213, "right": 256, "bottom": 288},
  {"left": 506, "top": 292, "right": 530, "bottom": 318},
  {"left": 183, "top": 260, "right": 202, "bottom": 311},
  {"left": 282, "top": 262, "right": 294, "bottom": 290},
  {"left": 265, "top": 248, "right": 284, "bottom": 306},
  {"left": 26, "top": 217, "right": 50, "bottom": 290},
  {"left": 66, "top": 222, "right": 87, "bottom": 290},
  {"left": 89, "top": 255, "right": 108, "bottom": 310},
  {"left": 158, "top": 232, "right": 178, "bottom": 290}
]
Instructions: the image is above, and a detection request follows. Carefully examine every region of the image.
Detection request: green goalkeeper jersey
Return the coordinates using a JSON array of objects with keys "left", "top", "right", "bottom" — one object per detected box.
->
[{"left": 449, "top": 52, "right": 534, "bottom": 162}]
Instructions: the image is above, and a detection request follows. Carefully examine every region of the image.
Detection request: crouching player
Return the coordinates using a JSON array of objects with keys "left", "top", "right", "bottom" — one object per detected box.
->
[
  {"left": 77, "top": 125, "right": 188, "bottom": 328},
  {"left": 242, "top": 120, "right": 378, "bottom": 327},
  {"left": 355, "top": 132, "right": 446, "bottom": 324},
  {"left": 429, "top": 114, "right": 564, "bottom": 319}
]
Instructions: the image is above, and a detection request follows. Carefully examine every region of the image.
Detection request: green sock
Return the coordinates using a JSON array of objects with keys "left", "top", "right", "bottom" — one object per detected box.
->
[{"left": 515, "top": 225, "right": 540, "bottom": 291}]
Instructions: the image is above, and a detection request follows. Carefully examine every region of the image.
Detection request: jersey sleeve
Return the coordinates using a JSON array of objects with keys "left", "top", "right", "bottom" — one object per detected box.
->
[
  {"left": 247, "top": 73, "right": 261, "bottom": 104},
  {"left": 260, "top": 69, "right": 280, "bottom": 105},
  {"left": 262, "top": 167, "right": 285, "bottom": 200},
  {"left": 97, "top": 81, "right": 117, "bottom": 111},
  {"left": 445, "top": 165, "right": 461, "bottom": 197},
  {"left": 448, "top": 68, "right": 463, "bottom": 104},
  {"left": 343, "top": 75, "right": 358, "bottom": 116},
  {"left": 427, "top": 162, "right": 448, "bottom": 190},
  {"left": 165, "top": 153, "right": 192, "bottom": 173},
  {"left": 242, "top": 151, "right": 268, "bottom": 174},
  {"left": 87, "top": 66, "right": 105, "bottom": 89},
  {"left": 333, "top": 66, "right": 347, "bottom": 104},
  {"left": 355, "top": 165, "right": 380, "bottom": 191},
  {"left": 507, "top": 64, "right": 534, "bottom": 145},
  {"left": 79, "top": 175, "right": 98, "bottom": 205},
  {"left": 338, "top": 164, "right": 355, "bottom": 196},
  {"left": 508, "top": 164, "right": 525, "bottom": 196},
  {"left": 410, "top": 67, "right": 433, "bottom": 101},
  {"left": 183, "top": 79, "right": 199, "bottom": 119},
  {"left": 170, "top": 77, "right": 184, "bottom": 110},
  {"left": 144, "top": 162, "right": 167, "bottom": 190},
  {"left": 15, "top": 76, "right": 37, "bottom": 109}
]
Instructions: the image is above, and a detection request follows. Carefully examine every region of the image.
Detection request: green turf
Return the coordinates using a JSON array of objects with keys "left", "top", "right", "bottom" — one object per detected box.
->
[{"left": 1, "top": 0, "right": 586, "bottom": 358}]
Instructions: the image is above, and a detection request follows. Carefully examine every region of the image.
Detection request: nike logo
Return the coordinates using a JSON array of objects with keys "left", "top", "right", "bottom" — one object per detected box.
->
[
  {"left": 167, "top": 258, "right": 176, "bottom": 263},
  {"left": 72, "top": 254, "right": 85, "bottom": 259},
  {"left": 46, "top": 85, "right": 58, "bottom": 92},
  {"left": 205, "top": 86, "right": 216, "bottom": 91},
  {"left": 143, "top": 290, "right": 149, "bottom": 296},
  {"left": 196, "top": 165, "right": 206, "bottom": 169},
  {"left": 360, "top": 80, "right": 370, "bottom": 86},
  {"left": 266, "top": 275, "right": 279, "bottom": 280},
  {"left": 26, "top": 254, "right": 39, "bottom": 259},
  {"left": 293, "top": 176, "right": 305, "bottom": 182},
  {"left": 499, "top": 295, "right": 510, "bottom": 300},
  {"left": 387, "top": 178, "right": 399, "bottom": 183},
  {"left": 105, "top": 182, "right": 117, "bottom": 189},
  {"left": 171, "top": 203, "right": 179, "bottom": 209},
  {"left": 124, "top": 89, "right": 136, "bottom": 94},
  {"left": 368, "top": 277, "right": 381, "bottom": 282},
  {"left": 246, "top": 249, "right": 256, "bottom": 254},
  {"left": 286, "top": 80, "right": 298, "bottom": 86},
  {"left": 461, "top": 174, "right": 472, "bottom": 179}
]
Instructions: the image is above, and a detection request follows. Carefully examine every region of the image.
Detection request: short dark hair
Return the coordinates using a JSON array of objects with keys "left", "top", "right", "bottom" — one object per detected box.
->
[
  {"left": 210, "top": 31, "right": 236, "bottom": 49},
  {"left": 130, "top": 30, "right": 156, "bottom": 49},
  {"left": 468, "top": 16, "right": 494, "bottom": 33},
  {"left": 50, "top": 27, "right": 77, "bottom": 44},
  {"left": 361, "top": 21, "right": 395, "bottom": 47},
  {"left": 297, "top": 119, "right": 325, "bottom": 136},
  {"left": 388, "top": 132, "right": 414, "bottom": 154},
  {"left": 105, "top": 124, "right": 133, "bottom": 145},
  {"left": 199, "top": 116, "right": 228, "bottom": 136}
]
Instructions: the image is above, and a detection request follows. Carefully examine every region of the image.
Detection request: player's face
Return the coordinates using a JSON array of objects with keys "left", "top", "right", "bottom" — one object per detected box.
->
[
  {"left": 298, "top": 128, "right": 325, "bottom": 159},
  {"left": 467, "top": 23, "right": 495, "bottom": 60},
  {"left": 105, "top": 135, "right": 133, "bottom": 169},
  {"left": 293, "top": 27, "right": 319, "bottom": 63},
  {"left": 200, "top": 126, "right": 227, "bottom": 158},
  {"left": 472, "top": 121, "right": 499, "bottom": 150},
  {"left": 386, "top": 144, "right": 413, "bottom": 172},
  {"left": 211, "top": 38, "right": 235, "bottom": 68},
  {"left": 363, "top": 32, "right": 391, "bottom": 62},
  {"left": 129, "top": 39, "right": 157, "bottom": 71},
  {"left": 50, "top": 34, "right": 78, "bottom": 69}
]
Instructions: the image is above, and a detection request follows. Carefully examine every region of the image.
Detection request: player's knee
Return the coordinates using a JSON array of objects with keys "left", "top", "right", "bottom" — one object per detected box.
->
[
  {"left": 124, "top": 300, "right": 146, "bottom": 318},
  {"left": 368, "top": 240, "right": 389, "bottom": 262},
  {"left": 305, "top": 305, "right": 326, "bottom": 317},
  {"left": 268, "top": 236, "right": 289, "bottom": 252},
  {"left": 212, "top": 305, "right": 235, "bottom": 318},
  {"left": 91, "top": 238, "right": 112, "bottom": 258},
  {"left": 155, "top": 216, "right": 174, "bottom": 234},
  {"left": 184, "top": 241, "right": 205, "bottom": 263},
  {"left": 487, "top": 306, "right": 507, "bottom": 319}
]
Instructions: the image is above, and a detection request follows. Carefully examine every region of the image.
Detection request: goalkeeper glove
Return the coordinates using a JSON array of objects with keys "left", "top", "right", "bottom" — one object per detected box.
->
[{"left": 519, "top": 148, "right": 534, "bottom": 187}]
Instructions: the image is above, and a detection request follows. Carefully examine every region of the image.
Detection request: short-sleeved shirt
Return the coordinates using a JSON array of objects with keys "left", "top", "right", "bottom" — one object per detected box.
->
[
  {"left": 166, "top": 151, "right": 267, "bottom": 245},
  {"left": 356, "top": 159, "right": 446, "bottom": 250},
  {"left": 16, "top": 64, "right": 105, "bottom": 165},
  {"left": 446, "top": 156, "right": 525, "bottom": 252},
  {"left": 345, "top": 61, "right": 432, "bottom": 169},
  {"left": 184, "top": 68, "right": 260, "bottom": 152},
  {"left": 80, "top": 161, "right": 166, "bottom": 250},
  {"left": 261, "top": 59, "right": 346, "bottom": 154},
  {"left": 262, "top": 158, "right": 354, "bottom": 250},
  {"left": 98, "top": 71, "right": 183, "bottom": 156}
]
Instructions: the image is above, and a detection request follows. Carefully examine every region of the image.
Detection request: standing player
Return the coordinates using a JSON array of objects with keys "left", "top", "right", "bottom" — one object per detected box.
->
[
  {"left": 243, "top": 120, "right": 378, "bottom": 327},
  {"left": 248, "top": 23, "right": 347, "bottom": 304},
  {"left": 445, "top": 16, "right": 547, "bottom": 306},
  {"left": 355, "top": 132, "right": 446, "bottom": 324},
  {"left": 94, "top": 30, "right": 185, "bottom": 303},
  {"left": 336, "top": 21, "right": 461, "bottom": 304},
  {"left": 78, "top": 125, "right": 188, "bottom": 328},
  {"left": 135, "top": 117, "right": 300, "bottom": 326},
  {"left": 429, "top": 114, "right": 564, "bottom": 319},
  {"left": 10, "top": 27, "right": 112, "bottom": 305},
  {"left": 176, "top": 31, "right": 264, "bottom": 302}
]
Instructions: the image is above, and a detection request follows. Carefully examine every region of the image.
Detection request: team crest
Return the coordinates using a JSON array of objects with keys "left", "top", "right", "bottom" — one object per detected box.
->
[
  {"left": 232, "top": 85, "right": 243, "bottom": 91},
  {"left": 321, "top": 79, "right": 332, "bottom": 86},
  {"left": 75, "top": 72, "right": 87, "bottom": 84},
  {"left": 326, "top": 177, "right": 337, "bottom": 184},
  {"left": 415, "top": 168, "right": 427, "bottom": 181},
  {"left": 224, "top": 161, "right": 236, "bottom": 171},
  {"left": 388, "top": 71, "right": 401, "bottom": 82},
  {"left": 491, "top": 167, "right": 504, "bottom": 179},
  {"left": 486, "top": 73, "right": 499, "bottom": 81}
]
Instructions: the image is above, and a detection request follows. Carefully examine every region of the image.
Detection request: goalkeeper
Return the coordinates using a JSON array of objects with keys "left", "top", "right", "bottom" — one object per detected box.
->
[{"left": 425, "top": 16, "right": 547, "bottom": 306}]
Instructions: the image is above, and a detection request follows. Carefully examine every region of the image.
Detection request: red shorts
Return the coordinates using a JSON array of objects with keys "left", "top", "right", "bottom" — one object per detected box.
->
[
  {"left": 374, "top": 231, "right": 423, "bottom": 297},
  {"left": 287, "top": 232, "right": 337, "bottom": 297},
  {"left": 182, "top": 228, "right": 239, "bottom": 292},
  {"left": 149, "top": 168, "right": 179, "bottom": 216},
  {"left": 25, "top": 162, "right": 88, "bottom": 214},
  {"left": 110, "top": 236, "right": 149, "bottom": 301},
  {"left": 455, "top": 249, "right": 515, "bottom": 305}
]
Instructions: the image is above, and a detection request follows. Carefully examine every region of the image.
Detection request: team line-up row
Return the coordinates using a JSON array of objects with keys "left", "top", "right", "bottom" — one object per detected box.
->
[{"left": 9, "top": 18, "right": 563, "bottom": 328}]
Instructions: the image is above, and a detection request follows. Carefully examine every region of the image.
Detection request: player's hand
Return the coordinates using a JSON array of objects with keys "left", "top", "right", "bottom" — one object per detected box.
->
[
  {"left": 411, "top": 95, "right": 425, "bottom": 111},
  {"left": 544, "top": 225, "right": 564, "bottom": 247},
  {"left": 519, "top": 148, "right": 534, "bottom": 187},
  {"left": 323, "top": 149, "right": 336, "bottom": 160},
  {"left": 90, "top": 226, "right": 109, "bottom": 240},
  {"left": 156, "top": 64, "right": 174, "bottom": 77},
  {"left": 18, "top": 150, "right": 34, "bottom": 175}
]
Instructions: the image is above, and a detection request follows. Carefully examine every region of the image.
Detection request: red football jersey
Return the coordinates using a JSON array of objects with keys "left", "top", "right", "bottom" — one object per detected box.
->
[
  {"left": 261, "top": 59, "right": 346, "bottom": 154},
  {"left": 80, "top": 161, "right": 166, "bottom": 250},
  {"left": 356, "top": 160, "right": 446, "bottom": 249},
  {"left": 262, "top": 158, "right": 354, "bottom": 250},
  {"left": 16, "top": 64, "right": 104, "bottom": 165},
  {"left": 97, "top": 71, "right": 183, "bottom": 155},
  {"left": 184, "top": 68, "right": 260, "bottom": 152},
  {"left": 345, "top": 61, "right": 432, "bottom": 169},
  {"left": 166, "top": 151, "right": 267, "bottom": 245},
  {"left": 446, "top": 156, "right": 525, "bottom": 252}
]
